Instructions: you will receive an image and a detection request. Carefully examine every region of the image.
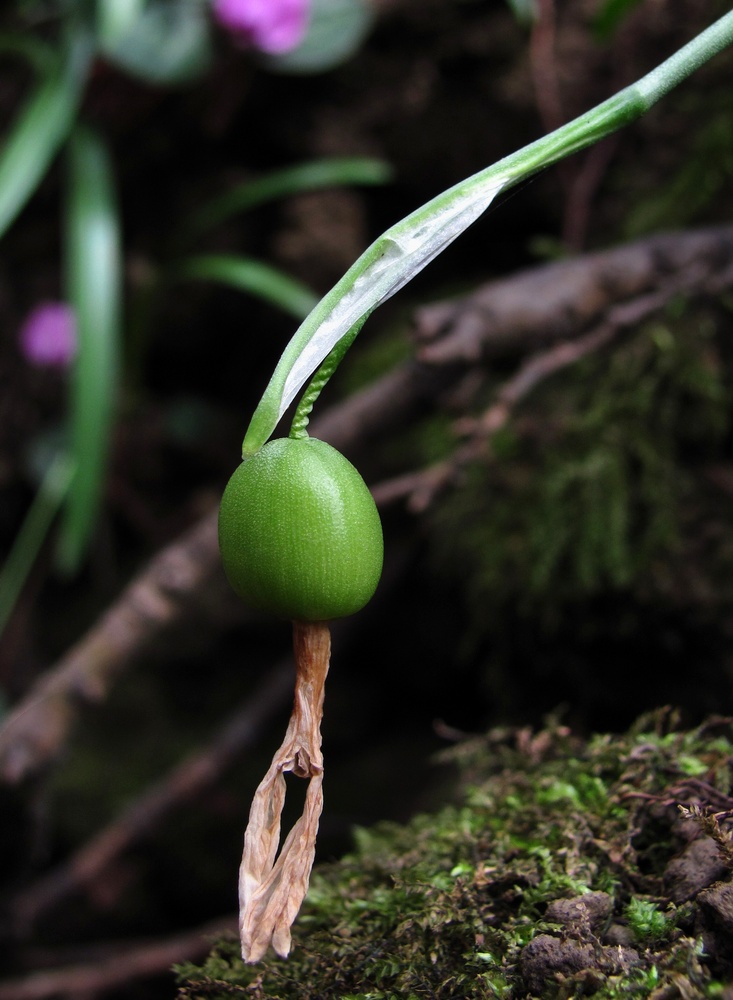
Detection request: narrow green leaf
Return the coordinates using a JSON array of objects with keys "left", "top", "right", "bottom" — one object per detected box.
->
[
  {"left": 179, "top": 254, "right": 318, "bottom": 320},
  {"left": 242, "top": 168, "right": 509, "bottom": 455},
  {"left": 0, "top": 34, "right": 89, "bottom": 240},
  {"left": 57, "top": 127, "right": 122, "bottom": 575},
  {"left": 0, "top": 454, "right": 74, "bottom": 638},
  {"left": 188, "top": 157, "right": 392, "bottom": 236}
]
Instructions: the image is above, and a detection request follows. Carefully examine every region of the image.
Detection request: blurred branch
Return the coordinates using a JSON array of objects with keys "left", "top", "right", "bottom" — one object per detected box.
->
[
  {"left": 0, "top": 915, "right": 236, "bottom": 1000},
  {"left": 1, "top": 226, "right": 732, "bottom": 784},
  {"left": 372, "top": 320, "right": 622, "bottom": 513},
  {"left": 10, "top": 659, "right": 295, "bottom": 931},
  {"left": 382, "top": 230, "right": 733, "bottom": 512},
  {"left": 0, "top": 368, "right": 428, "bottom": 785},
  {"left": 0, "top": 511, "right": 221, "bottom": 784},
  {"left": 529, "top": 0, "right": 563, "bottom": 136}
]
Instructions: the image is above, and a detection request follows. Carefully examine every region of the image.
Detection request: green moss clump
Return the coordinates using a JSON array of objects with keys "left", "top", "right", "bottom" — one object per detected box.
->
[
  {"left": 427, "top": 307, "right": 733, "bottom": 635},
  {"left": 176, "top": 712, "right": 733, "bottom": 999}
]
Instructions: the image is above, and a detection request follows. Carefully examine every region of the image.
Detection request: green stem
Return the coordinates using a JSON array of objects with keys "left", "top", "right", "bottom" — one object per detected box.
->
[
  {"left": 289, "top": 316, "right": 369, "bottom": 439},
  {"left": 242, "top": 11, "right": 733, "bottom": 457}
]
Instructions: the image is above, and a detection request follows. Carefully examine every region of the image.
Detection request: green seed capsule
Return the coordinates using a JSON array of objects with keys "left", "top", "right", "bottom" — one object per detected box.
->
[{"left": 218, "top": 437, "right": 383, "bottom": 622}]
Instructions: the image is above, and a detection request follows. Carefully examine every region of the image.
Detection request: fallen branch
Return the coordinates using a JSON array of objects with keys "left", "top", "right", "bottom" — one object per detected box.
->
[
  {"left": 372, "top": 319, "right": 621, "bottom": 513},
  {"left": 2, "top": 227, "right": 732, "bottom": 784},
  {"left": 376, "top": 245, "right": 733, "bottom": 512},
  {"left": 0, "top": 511, "right": 220, "bottom": 784},
  {"left": 0, "top": 916, "right": 236, "bottom": 1000},
  {"left": 0, "top": 366, "right": 425, "bottom": 786},
  {"left": 10, "top": 658, "right": 295, "bottom": 931},
  {"left": 414, "top": 225, "right": 733, "bottom": 364}
]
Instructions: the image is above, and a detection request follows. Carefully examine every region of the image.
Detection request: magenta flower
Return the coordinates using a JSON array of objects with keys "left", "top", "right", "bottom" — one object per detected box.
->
[
  {"left": 212, "top": 0, "right": 310, "bottom": 54},
  {"left": 18, "top": 302, "right": 77, "bottom": 369}
]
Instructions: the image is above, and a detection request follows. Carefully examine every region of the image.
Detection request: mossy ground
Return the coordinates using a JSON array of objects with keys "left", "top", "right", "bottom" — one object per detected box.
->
[{"left": 176, "top": 711, "right": 733, "bottom": 999}]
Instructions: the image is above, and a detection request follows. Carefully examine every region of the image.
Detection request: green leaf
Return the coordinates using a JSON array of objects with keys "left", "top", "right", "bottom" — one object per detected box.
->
[
  {"left": 178, "top": 255, "right": 318, "bottom": 320},
  {"left": 242, "top": 163, "right": 509, "bottom": 455},
  {"left": 188, "top": 157, "right": 392, "bottom": 236},
  {"left": 0, "top": 34, "right": 89, "bottom": 240},
  {"left": 57, "top": 127, "right": 122, "bottom": 575},
  {"left": 101, "top": 0, "right": 212, "bottom": 85},
  {"left": 266, "top": 0, "right": 374, "bottom": 74},
  {"left": 0, "top": 453, "right": 74, "bottom": 638}
]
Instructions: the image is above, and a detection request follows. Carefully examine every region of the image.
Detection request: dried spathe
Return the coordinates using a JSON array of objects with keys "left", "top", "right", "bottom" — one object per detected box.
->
[{"left": 238, "top": 621, "right": 330, "bottom": 962}]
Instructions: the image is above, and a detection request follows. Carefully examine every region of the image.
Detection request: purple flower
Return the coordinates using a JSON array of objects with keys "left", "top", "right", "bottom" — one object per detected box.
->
[
  {"left": 212, "top": 0, "right": 310, "bottom": 54},
  {"left": 18, "top": 302, "right": 77, "bottom": 369}
]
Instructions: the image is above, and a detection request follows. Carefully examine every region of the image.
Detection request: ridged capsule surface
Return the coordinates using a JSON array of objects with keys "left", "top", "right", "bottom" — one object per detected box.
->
[{"left": 218, "top": 437, "right": 383, "bottom": 621}]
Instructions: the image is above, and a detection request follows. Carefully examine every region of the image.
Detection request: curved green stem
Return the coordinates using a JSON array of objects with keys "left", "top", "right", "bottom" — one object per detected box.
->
[
  {"left": 289, "top": 315, "right": 369, "bottom": 439},
  {"left": 242, "top": 11, "right": 733, "bottom": 457}
]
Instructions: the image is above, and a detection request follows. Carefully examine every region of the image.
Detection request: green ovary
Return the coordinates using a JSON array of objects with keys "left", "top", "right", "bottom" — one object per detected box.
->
[{"left": 218, "top": 437, "right": 383, "bottom": 622}]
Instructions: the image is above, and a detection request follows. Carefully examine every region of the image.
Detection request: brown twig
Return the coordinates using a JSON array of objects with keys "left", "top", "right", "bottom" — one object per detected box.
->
[
  {"left": 529, "top": 0, "right": 563, "bottom": 137},
  {"left": 376, "top": 251, "right": 733, "bottom": 513},
  {"left": 527, "top": 0, "right": 618, "bottom": 250},
  {"left": 0, "top": 915, "right": 236, "bottom": 1000},
  {"left": 373, "top": 320, "right": 620, "bottom": 512},
  {"left": 562, "top": 136, "right": 619, "bottom": 252},
  {"left": 415, "top": 226, "right": 733, "bottom": 364}
]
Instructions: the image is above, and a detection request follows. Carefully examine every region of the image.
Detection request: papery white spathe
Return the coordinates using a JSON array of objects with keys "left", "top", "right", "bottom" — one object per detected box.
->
[{"left": 242, "top": 169, "right": 509, "bottom": 454}]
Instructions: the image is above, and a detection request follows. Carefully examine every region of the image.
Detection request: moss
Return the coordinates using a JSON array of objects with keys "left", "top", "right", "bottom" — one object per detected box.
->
[
  {"left": 426, "top": 305, "right": 733, "bottom": 637},
  {"left": 176, "top": 712, "right": 733, "bottom": 999}
]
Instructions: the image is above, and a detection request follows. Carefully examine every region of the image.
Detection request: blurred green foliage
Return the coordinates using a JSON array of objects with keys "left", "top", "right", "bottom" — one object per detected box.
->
[{"left": 0, "top": 0, "right": 386, "bottom": 632}]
